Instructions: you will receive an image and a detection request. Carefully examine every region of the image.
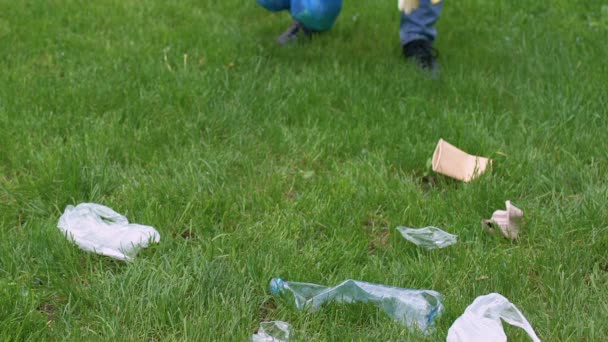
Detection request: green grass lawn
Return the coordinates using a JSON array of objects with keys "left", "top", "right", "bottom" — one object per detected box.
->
[{"left": 1, "top": 0, "right": 607, "bottom": 340}]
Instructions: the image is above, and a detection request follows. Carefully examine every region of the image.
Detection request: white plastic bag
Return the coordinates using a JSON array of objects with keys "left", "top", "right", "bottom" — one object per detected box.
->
[
  {"left": 447, "top": 293, "right": 541, "bottom": 342},
  {"left": 251, "top": 321, "right": 292, "bottom": 342},
  {"left": 57, "top": 203, "right": 160, "bottom": 261},
  {"left": 396, "top": 226, "right": 457, "bottom": 250}
]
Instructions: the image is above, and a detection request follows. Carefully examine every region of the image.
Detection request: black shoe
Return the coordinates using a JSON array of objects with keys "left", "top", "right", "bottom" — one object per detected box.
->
[
  {"left": 403, "top": 39, "right": 439, "bottom": 77},
  {"left": 277, "top": 21, "right": 312, "bottom": 45}
]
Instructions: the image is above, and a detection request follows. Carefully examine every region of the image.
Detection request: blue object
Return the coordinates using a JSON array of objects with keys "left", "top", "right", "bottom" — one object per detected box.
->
[
  {"left": 256, "top": 0, "right": 290, "bottom": 12},
  {"left": 269, "top": 278, "right": 285, "bottom": 295},
  {"left": 256, "top": 0, "right": 443, "bottom": 41},
  {"left": 400, "top": 0, "right": 443, "bottom": 45},
  {"left": 290, "top": 0, "right": 343, "bottom": 32}
]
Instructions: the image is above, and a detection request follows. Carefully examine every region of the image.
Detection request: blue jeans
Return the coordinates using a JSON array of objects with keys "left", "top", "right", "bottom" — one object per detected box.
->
[{"left": 400, "top": 0, "right": 444, "bottom": 46}]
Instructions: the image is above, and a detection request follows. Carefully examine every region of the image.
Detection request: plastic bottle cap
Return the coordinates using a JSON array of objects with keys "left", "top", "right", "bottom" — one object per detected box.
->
[{"left": 269, "top": 278, "right": 285, "bottom": 295}]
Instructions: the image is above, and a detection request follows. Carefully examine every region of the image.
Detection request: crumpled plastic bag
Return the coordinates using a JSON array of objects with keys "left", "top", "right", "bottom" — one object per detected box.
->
[
  {"left": 251, "top": 321, "right": 292, "bottom": 342},
  {"left": 396, "top": 226, "right": 457, "bottom": 250},
  {"left": 57, "top": 203, "right": 160, "bottom": 261},
  {"left": 447, "top": 293, "right": 541, "bottom": 342}
]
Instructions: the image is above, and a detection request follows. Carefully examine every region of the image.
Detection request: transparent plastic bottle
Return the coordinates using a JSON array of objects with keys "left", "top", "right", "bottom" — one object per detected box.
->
[{"left": 269, "top": 278, "right": 444, "bottom": 333}]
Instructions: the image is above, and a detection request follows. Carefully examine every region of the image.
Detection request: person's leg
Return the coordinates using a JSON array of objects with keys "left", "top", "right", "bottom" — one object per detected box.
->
[
  {"left": 400, "top": 0, "right": 443, "bottom": 74},
  {"left": 400, "top": 0, "right": 443, "bottom": 45}
]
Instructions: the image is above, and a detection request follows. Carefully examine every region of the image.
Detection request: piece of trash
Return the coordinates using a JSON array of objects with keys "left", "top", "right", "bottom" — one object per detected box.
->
[
  {"left": 396, "top": 226, "right": 457, "bottom": 250},
  {"left": 57, "top": 203, "right": 160, "bottom": 261},
  {"left": 476, "top": 275, "right": 489, "bottom": 281},
  {"left": 398, "top": 0, "right": 442, "bottom": 14},
  {"left": 431, "top": 138, "right": 491, "bottom": 182},
  {"left": 269, "top": 278, "right": 443, "bottom": 333},
  {"left": 481, "top": 201, "right": 523, "bottom": 240},
  {"left": 447, "top": 293, "right": 541, "bottom": 342},
  {"left": 251, "top": 321, "right": 292, "bottom": 342}
]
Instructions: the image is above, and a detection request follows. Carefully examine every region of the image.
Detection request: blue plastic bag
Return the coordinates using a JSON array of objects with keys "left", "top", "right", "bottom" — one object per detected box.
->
[
  {"left": 290, "top": 0, "right": 342, "bottom": 31},
  {"left": 256, "top": 0, "right": 291, "bottom": 12}
]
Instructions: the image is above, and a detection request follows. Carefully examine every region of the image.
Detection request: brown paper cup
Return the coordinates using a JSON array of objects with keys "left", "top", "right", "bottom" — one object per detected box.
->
[{"left": 432, "top": 139, "right": 491, "bottom": 182}]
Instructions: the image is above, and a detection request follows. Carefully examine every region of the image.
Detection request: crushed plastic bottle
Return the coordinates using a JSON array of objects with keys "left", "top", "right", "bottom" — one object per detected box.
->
[
  {"left": 269, "top": 278, "right": 444, "bottom": 333},
  {"left": 396, "top": 226, "right": 457, "bottom": 250},
  {"left": 251, "top": 321, "right": 292, "bottom": 342}
]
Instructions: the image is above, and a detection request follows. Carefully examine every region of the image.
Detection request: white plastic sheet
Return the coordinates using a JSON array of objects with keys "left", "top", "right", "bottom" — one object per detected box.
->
[
  {"left": 396, "top": 226, "right": 457, "bottom": 250},
  {"left": 447, "top": 293, "right": 541, "bottom": 342},
  {"left": 251, "top": 321, "right": 292, "bottom": 342},
  {"left": 57, "top": 203, "right": 160, "bottom": 261}
]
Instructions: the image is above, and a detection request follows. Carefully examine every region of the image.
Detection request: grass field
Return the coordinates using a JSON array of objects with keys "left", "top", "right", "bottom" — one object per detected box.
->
[{"left": 1, "top": 0, "right": 607, "bottom": 340}]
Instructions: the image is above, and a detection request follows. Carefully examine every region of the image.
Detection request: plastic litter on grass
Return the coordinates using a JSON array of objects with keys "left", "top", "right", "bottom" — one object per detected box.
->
[
  {"left": 270, "top": 278, "right": 444, "bottom": 333},
  {"left": 396, "top": 226, "right": 457, "bottom": 250},
  {"left": 251, "top": 321, "right": 292, "bottom": 342},
  {"left": 57, "top": 203, "right": 160, "bottom": 261},
  {"left": 447, "top": 293, "right": 541, "bottom": 342}
]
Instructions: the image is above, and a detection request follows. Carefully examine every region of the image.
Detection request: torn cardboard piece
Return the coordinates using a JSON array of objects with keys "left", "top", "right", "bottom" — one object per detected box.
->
[
  {"left": 432, "top": 139, "right": 491, "bottom": 182},
  {"left": 482, "top": 201, "right": 523, "bottom": 240}
]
